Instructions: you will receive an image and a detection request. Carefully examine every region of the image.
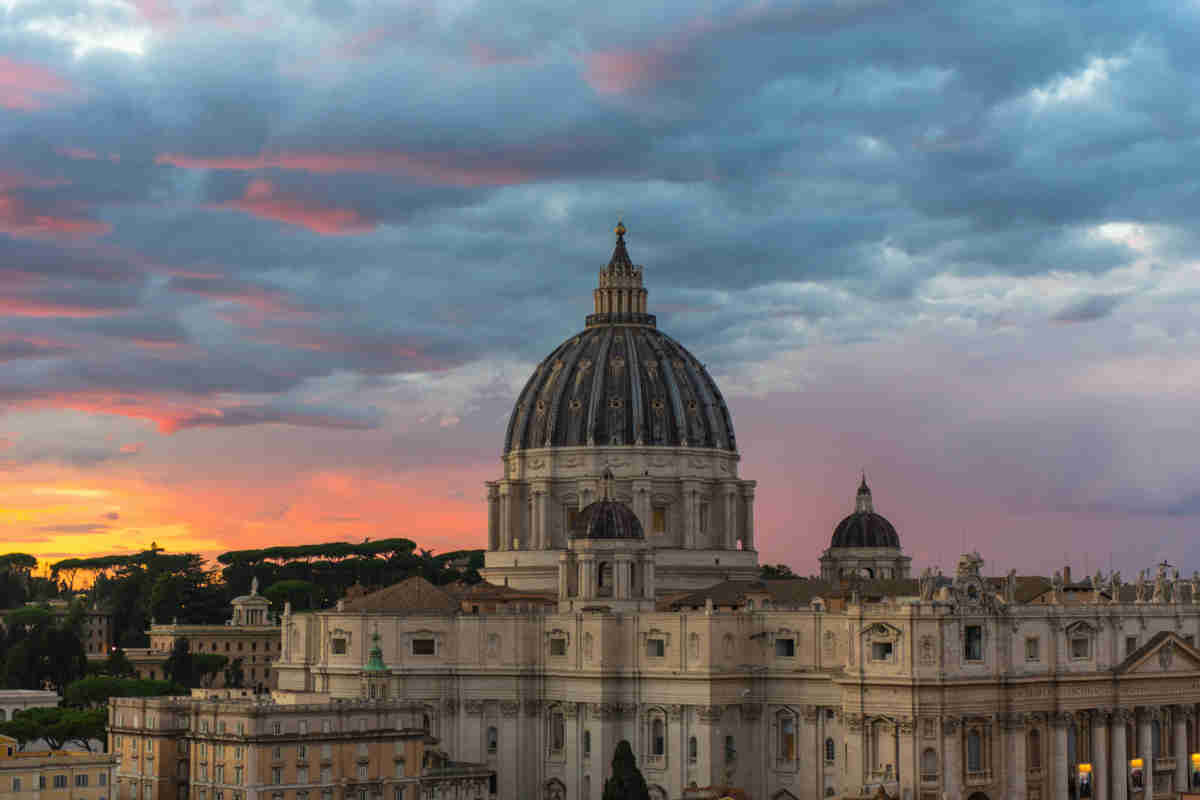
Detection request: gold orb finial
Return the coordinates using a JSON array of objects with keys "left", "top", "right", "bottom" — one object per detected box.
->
[{"left": 614, "top": 217, "right": 626, "bottom": 238}]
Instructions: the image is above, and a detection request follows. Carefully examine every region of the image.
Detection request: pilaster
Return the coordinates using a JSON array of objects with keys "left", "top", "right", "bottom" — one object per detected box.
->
[{"left": 943, "top": 717, "right": 961, "bottom": 800}]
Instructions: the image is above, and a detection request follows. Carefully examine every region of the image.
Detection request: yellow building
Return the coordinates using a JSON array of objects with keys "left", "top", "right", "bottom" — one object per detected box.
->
[
  {"left": 0, "top": 735, "right": 117, "bottom": 800},
  {"left": 109, "top": 689, "right": 494, "bottom": 800}
]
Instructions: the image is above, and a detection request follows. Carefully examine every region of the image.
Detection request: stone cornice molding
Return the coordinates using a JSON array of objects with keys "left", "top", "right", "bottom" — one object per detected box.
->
[
  {"left": 697, "top": 705, "right": 724, "bottom": 723},
  {"left": 500, "top": 700, "right": 520, "bottom": 717}
]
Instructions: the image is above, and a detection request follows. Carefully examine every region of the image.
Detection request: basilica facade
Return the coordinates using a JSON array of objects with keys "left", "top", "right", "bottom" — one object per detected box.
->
[{"left": 270, "top": 226, "right": 1200, "bottom": 800}]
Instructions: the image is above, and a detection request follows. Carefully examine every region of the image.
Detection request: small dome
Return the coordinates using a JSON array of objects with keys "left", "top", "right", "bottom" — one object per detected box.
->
[
  {"left": 571, "top": 469, "right": 645, "bottom": 540},
  {"left": 830, "top": 512, "right": 900, "bottom": 548},
  {"left": 829, "top": 476, "right": 901, "bottom": 548}
]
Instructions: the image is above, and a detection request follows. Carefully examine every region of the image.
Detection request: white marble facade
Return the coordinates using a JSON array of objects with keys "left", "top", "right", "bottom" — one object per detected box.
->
[{"left": 273, "top": 557, "right": 1200, "bottom": 800}]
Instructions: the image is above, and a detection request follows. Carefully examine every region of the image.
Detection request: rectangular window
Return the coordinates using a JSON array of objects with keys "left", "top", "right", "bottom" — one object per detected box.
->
[
  {"left": 646, "top": 638, "right": 665, "bottom": 658},
  {"left": 320, "top": 744, "right": 332, "bottom": 760},
  {"left": 356, "top": 765, "right": 367, "bottom": 780},
  {"left": 356, "top": 742, "right": 368, "bottom": 758},
  {"left": 566, "top": 507, "right": 580, "bottom": 533},
  {"left": 218, "top": 722, "right": 226, "bottom": 734},
  {"left": 235, "top": 747, "right": 243, "bottom": 761},
  {"left": 297, "top": 745, "right": 307, "bottom": 760},
  {"left": 54, "top": 776, "right": 68, "bottom": 788},
  {"left": 871, "top": 641, "right": 893, "bottom": 661},
  {"left": 76, "top": 775, "right": 89, "bottom": 787},
  {"left": 411, "top": 638, "right": 436, "bottom": 656},
  {"left": 699, "top": 503, "right": 709, "bottom": 534},
  {"left": 1071, "top": 637, "right": 1090, "bottom": 659},
  {"left": 1025, "top": 637, "right": 1040, "bottom": 661},
  {"left": 549, "top": 638, "right": 567, "bottom": 656},
  {"left": 964, "top": 625, "right": 983, "bottom": 661},
  {"left": 100, "top": 774, "right": 107, "bottom": 786},
  {"left": 12, "top": 778, "right": 20, "bottom": 792},
  {"left": 652, "top": 508, "right": 666, "bottom": 534},
  {"left": 38, "top": 776, "right": 45, "bottom": 790},
  {"left": 331, "top": 638, "right": 347, "bottom": 655},
  {"left": 320, "top": 769, "right": 331, "bottom": 785},
  {"left": 215, "top": 766, "right": 224, "bottom": 783},
  {"left": 775, "top": 638, "right": 795, "bottom": 657},
  {"left": 235, "top": 767, "right": 243, "bottom": 785},
  {"left": 270, "top": 768, "right": 280, "bottom": 785},
  {"left": 272, "top": 746, "right": 282, "bottom": 760},
  {"left": 321, "top": 721, "right": 331, "bottom": 734},
  {"left": 1126, "top": 636, "right": 1138, "bottom": 655},
  {"left": 272, "top": 722, "right": 282, "bottom": 735},
  {"left": 298, "top": 721, "right": 308, "bottom": 735},
  {"left": 297, "top": 768, "right": 308, "bottom": 784}
]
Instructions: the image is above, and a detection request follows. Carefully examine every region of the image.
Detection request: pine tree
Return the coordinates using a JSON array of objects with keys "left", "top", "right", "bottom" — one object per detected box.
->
[{"left": 602, "top": 740, "right": 650, "bottom": 800}]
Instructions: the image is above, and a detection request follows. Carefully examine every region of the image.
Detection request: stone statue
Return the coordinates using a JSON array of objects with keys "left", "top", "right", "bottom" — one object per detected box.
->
[
  {"left": 602, "top": 740, "right": 650, "bottom": 800},
  {"left": 920, "top": 567, "right": 935, "bottom": 601},
  {"left": 1153, "top": 570, "right": 1167, "bottom": 604},
  {"left": 1110, "top": 571, "right": 1121, "bottom": 603},
  {"left": 1006, "top": 569, "right": 1017, "bottom": 604},
  {"left": 251, "top": 576, "right": 259, "bottom": 596},
  {"left": 1192, "top": 571, "right": 1200, "bottom": 604},
  {"left": 1052, "top": 570, "right": 1063, "bottom": 593},
  {"left": 1135, "top": 570, "right": 1147, "bottom": 603}
]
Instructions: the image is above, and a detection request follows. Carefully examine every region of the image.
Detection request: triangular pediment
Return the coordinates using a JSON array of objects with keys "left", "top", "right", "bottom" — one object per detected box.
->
[{"left": 1115, "top": 631, "right": 1200, "bottom": 675}]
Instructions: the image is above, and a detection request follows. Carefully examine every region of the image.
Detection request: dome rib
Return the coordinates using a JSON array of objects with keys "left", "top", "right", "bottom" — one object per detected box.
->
[{"left": 504, "top": 327, "right": 735, "bottom": 454}]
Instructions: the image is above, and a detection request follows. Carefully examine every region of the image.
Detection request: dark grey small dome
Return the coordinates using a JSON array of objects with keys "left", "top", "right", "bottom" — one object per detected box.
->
[
  {"left": 571, "top": 499, "right": 644, "bottom": 540},
  {"left": 829, "top": 476, "right": 900, "bottom": 548},
  {"left": 830, "top": 512, "right": 900, "bottom": 548}
]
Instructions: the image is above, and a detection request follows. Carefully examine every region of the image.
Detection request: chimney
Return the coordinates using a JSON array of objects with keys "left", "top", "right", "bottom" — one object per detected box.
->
[{"left": 1063, "top": 566, "right": 1072, "bottom": 585}]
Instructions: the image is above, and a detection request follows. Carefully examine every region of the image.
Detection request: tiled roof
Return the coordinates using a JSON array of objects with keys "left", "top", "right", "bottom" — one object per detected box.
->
[{"left": 341, "top": 576, "right": 460, "bottom": 614}]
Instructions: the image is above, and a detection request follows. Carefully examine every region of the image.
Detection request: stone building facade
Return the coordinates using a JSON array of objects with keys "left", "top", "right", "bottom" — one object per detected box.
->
[
  {"left": 0, "top": 735, "right": 117, "bottom": 800},
  {"left": 108, "top": 690, "right": 494, "bottom": 800}
]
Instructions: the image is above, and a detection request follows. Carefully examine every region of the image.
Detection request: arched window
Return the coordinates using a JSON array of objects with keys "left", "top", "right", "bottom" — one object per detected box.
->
[
  {"left": 1028, "top": 729, "right": 1041, "bottom": 769},
  {"left": 486, "top": 727, "right": 497, "bottom": 754},
  {"left": 825, "top": 738, "right": 836, "bottom": 763},
  {"left": 583, "top": 730, "right": 591, "bottom": 758},
  {"left": 652, "top": 718, "right": 665, "bottom": 756},
  {"left": 966, "top": 731, "right": 982, "bottom": 772},
  {"left": 421, "top": 714, "right": 430, "bottom": 732},
  {"left": 688, "top": 736, "right": 697, "bottom": 763},
  {"left": 921, "top": 747, "right": 937, "bottom": 777},
  {"left": 779, "top": 715, "right": 796, "bottom": 761}
]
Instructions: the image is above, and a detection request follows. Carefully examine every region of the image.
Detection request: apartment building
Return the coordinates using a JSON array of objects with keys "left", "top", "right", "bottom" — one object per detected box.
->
[
  {"left": 108, "top": 691, "right": 494, "bottom": 800},
  {"left": 0, "top": 735, "right": 117, "bottom": 800}
]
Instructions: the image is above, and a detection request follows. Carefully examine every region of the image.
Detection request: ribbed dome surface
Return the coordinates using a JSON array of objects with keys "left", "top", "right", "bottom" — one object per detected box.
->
[
  {"left": 830, "top": 512, "right": 900, "bottom": 548},
  {"left": 504, "top": 325, "right": 736, "bottom": 453},
  {"left": 571, "top": 498, "right": 645, "bottom": 540}
]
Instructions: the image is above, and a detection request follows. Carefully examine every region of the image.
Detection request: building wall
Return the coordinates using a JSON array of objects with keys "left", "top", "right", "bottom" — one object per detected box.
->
[
  {"left": 0, "top": 736, "right": 117, "bottom": 800},
  {"left": 273, "top": 594, "right": 1200, "bottom": 800},
  {"left": 0, "top": 690, "right": 59, "bottom": 722}
]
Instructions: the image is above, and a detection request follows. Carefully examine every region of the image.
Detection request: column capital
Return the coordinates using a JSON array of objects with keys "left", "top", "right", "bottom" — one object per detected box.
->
[
  {"left": 741, "top": 703, "right": 763, "bottom": 722},
  {"left": 942, "top": 717, "right": 960, "bottom": 736},
  {"left": 1177, "top": 705, "right": 1197, "bottom": 721},
  {"left": 846, "top": 713, "right": 865, "bottom": 732},
  {"left": 1111, "top": 707, "right": 1135, "bottom": 724},
  {"left": 1050, "top": 711, "right": 1074, "bottom": 728},
  {"left": 800, "top": 705, "right": 819, "bottom": 722},
  {"left": 697, "top": 705, "right": 725, "bottom": 723},
  {"left": 999, "top": 712, "right": 1027, "bottom": 730},
  {"left": 896, "top": 716, "right": 915, "bottom": 734}
]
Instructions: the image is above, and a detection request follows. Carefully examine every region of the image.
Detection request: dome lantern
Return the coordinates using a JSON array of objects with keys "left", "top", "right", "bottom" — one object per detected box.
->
[{"left": 588, "top": 220, "right": 655, "bottom": 328}]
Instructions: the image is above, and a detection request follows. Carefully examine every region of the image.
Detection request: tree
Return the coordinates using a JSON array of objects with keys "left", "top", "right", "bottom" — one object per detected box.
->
[
  {"left": 760, "top": 563, "right": 796, "bottom": 579},
  {"left": 263, "top": 580, "right": 319, "bottom": 613},
  {"left": 64, "top": 677, "right": 184, "bottom": 708},
  {"left": 163, "top": 638, "right": 193, "bottom": 687},
  {"left": 601, "top": 740, "right": 650, "bottom": 800},
  {"left": 224, "top": 657, "right": 244, "bottom": 689},
  {"left": 104, "top": 648, "right": 135, "bottom": 677},
  {"left": 193, "top": 654, "right": 228, "bottom": 688},
  {"left": 0, "top": 707, "right": 106, "bottom": 751},
  {"left": 2, "top": 607, "right": 86, "bottom": 691}
]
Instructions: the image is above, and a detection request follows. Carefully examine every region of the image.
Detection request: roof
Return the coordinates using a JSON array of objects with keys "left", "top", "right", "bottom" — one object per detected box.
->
[
  {"left": 503, "top": 230, "right": 736, "bottom": 453},
  {"left": 341, "top": 577, "right": 460, "bottom": 614},
  {"left": 667, "top": 577, "right": 921, "bottom": 610},
  {"left": 571, "top": 497, "right": 644, "bottom": 540},
  {"left": 830, "top": 511, "right": 900, "bottom": 548}
]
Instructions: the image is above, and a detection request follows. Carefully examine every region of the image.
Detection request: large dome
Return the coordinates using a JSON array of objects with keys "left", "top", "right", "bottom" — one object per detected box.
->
[
  {"left": 503, "top": 223, "right": 736, "bottom": 454},
  {"left": 829, "top": 477, "right": 901, "bottom": 548},
  {"left": 570, "top": 471, "right": 646, "bottom": 540}
]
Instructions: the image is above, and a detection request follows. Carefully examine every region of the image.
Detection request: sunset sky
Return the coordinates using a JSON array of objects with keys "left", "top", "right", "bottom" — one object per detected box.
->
[{"left": 1, "top": 0, "right": 1199, "bottom": 577}]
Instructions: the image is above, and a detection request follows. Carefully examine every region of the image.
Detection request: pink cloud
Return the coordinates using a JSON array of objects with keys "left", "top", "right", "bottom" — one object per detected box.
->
[
  {"left": 217, "top": 178, "right": 375, "bottom": 235},
  {"left": 156, "top": 152, "right": 537, "bottom": 188},
  {"left": 134, "top": 0, "right": 177, "bottom": 29},
  {"left": 0, "top": 192, "right": 110, "bottom": 240},
  {"left": 584, "top": 49, "right": 674, "bottom": 95},
  {"left": 0, "top": 57, "right": 75, "bottom": 111}
]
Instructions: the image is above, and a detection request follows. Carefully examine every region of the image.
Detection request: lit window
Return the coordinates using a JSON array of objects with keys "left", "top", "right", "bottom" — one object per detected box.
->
[{"left": 652, "top": 507, "right": 666, "bottom": 534}]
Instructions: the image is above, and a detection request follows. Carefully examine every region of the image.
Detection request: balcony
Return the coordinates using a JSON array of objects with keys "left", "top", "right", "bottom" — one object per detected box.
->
[{"left": 965, "top": 769, "right": 993, "bottom": 787}]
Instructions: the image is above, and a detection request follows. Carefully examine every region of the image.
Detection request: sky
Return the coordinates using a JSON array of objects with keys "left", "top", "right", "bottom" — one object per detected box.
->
[{"left": 1, "top": 0, "right": 1199, "bottom": 579}]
